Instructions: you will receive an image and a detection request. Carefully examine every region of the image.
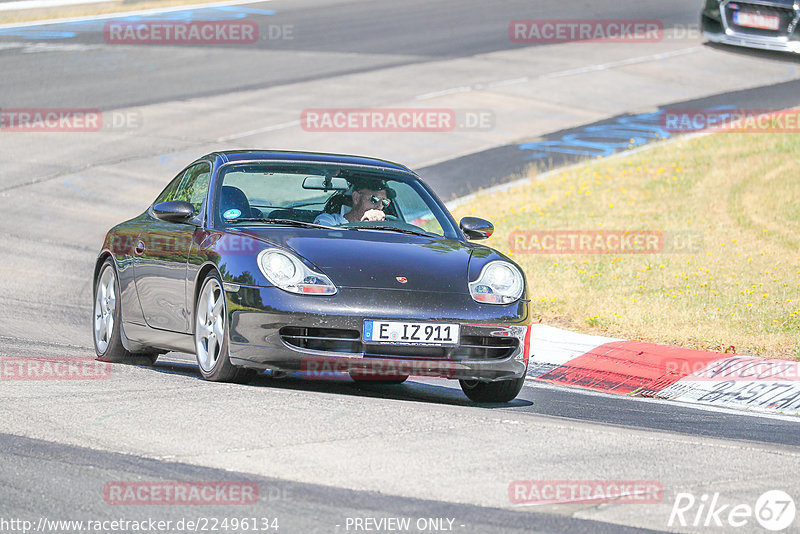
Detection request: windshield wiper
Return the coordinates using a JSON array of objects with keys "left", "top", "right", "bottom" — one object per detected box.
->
[
  {"left": 357, "top": 225, "right": 433, "bottom": 237},
  {"left": 229, "top": 218, "right": 341, "bottom": 230}
]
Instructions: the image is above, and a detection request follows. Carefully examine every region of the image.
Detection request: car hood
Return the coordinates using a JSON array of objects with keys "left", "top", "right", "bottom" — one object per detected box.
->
[{"left": 235, "top": 227, "right": 475, "bottom": 293}]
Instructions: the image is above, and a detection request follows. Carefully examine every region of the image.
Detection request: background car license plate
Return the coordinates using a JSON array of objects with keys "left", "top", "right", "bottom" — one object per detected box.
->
[
  {"left": 363, "top": 320, "right": 459, "bottom": 345},
  {"left": 734, "top": 12, "right": 780, "bottom": 30}
]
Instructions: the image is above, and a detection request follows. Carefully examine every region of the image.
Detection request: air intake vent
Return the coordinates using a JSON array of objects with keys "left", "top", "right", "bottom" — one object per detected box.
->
[
  {"left": 450, "top": 335, "right": 518, "bottom": 360},
  {"left": 280, "top": 327, "right": 360, "bottom": 353}
]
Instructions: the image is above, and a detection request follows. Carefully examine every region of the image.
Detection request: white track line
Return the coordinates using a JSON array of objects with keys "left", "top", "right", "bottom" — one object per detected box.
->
[
  {"left": 0, "top": 0, "right": 110, "bottom": 12},
  {"left": 218, "top": 47, "right": 703, "bottom": 143},
  {"left": 414, "top": 85, "right": 473, "bottom": 101},
  {"left": 0, "top": 0, "right": 271, "bottom": 29},
  {"left": 216, "top": 119, "right": 300, "bottom": 143},
  {"left": 537, "top": 47, "right": 700, "bottom": 80},
  {"left": 416, "top": 47, "right": 700, "bottom": 100}
]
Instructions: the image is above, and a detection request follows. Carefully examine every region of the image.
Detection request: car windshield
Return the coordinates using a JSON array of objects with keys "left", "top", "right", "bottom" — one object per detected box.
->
[{"left": 213, "top": 162, "right": 456, "bottom": 238}]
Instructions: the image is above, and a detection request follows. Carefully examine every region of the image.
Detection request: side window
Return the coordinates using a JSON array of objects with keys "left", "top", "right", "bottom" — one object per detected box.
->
[
  {"left": 154, "top": 163, "right": 211, "bottom": 214},
  {"left": 391, "top": 181, "right": 445, "bottom": 236},
  {"left": 154, "top": 172, "right": 184, "bottom": 204},
  {"left": 176, "top": 163, "right": 211, "bottom": 214}
]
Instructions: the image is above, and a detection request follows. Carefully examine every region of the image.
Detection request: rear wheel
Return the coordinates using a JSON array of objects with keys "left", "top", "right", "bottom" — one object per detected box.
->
[
  {"left": 459, "top": 377, "right": 525, "bottom": 403},
  {"left": 93, "top": 259, "right": 157, "bottom": 365},
  {"left": 194, "top": 274, "right": 254, "bottom": 383}
]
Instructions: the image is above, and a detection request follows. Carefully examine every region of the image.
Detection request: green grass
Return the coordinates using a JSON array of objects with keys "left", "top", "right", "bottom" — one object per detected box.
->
[{"left": 451, "top": 131, "right": 800, "bottom": 358}]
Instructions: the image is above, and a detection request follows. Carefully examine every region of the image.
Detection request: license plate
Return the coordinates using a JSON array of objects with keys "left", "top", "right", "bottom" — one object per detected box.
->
[
  {"left": 733, "top": 12, "right": 780, "bottom": 30},
  {"left": 363, "top": 320, "right": 460, "bottom": 345}
]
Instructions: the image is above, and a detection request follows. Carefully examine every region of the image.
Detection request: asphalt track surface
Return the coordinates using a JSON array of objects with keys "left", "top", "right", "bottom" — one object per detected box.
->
[
  {"left": 1, "top": 0, "right": 800, "bottom": 532},
  {"left": 0, "top": 431, "right": 659, "bottom": 534},
  {"left": 0, "top": 0, "right": 707, "bottom": 110}
]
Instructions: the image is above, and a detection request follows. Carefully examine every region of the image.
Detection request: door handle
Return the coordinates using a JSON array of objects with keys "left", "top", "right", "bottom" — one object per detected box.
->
[{"left": 134, "top": 240, "right": 145, "bottom": 255}]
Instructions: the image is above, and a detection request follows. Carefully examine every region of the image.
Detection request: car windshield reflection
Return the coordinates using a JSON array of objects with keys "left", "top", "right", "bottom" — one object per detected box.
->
[{"left": 214, "top": 162, "right": 455, "bottom": 238}]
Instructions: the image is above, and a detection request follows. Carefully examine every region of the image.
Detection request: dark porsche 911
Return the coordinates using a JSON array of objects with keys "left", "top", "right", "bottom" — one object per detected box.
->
[
  {"left": 702, "top": 0, "right": 800, "bottom": 53},
  {"left": 93, "top": 151, "right": 531, "bottom": 403}
]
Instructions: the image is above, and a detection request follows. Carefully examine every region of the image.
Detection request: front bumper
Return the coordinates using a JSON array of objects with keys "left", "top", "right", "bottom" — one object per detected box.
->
[
  {"left": 225, "top": 286, "right": 531, "bottom": 381},
  {"left": 702, "top": 1, "right": 800, "bottom": 53},
  {"left": 704, "top": 29, "right": 800, "bottom": 52}
]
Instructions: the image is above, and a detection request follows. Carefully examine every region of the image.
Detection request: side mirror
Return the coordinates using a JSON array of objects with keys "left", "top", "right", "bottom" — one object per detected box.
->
[
  {"left": 460, "top": 217, "right": 494, "bottom": 240},
  {"left": 153, "top": 200, "right": 196, "bottom": 223}
]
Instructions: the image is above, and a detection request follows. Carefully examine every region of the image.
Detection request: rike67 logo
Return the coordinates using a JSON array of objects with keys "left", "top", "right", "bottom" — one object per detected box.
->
[{"left": 669, "top": 490, "right": 796, "bottom": 531}]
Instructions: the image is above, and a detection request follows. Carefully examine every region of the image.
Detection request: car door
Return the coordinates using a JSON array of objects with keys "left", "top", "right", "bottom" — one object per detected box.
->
[{"left": 134, "top": 162, "right": 211, "bottom": 333}]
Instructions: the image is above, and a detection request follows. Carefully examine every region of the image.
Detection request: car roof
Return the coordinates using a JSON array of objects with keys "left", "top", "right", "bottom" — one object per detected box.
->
[{"left": 201, "top": 150, "right": 415, "bottom": 174}]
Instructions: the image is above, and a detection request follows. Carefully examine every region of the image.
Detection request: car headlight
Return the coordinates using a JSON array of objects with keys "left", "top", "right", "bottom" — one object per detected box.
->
[
  {"left": 257, "top": 249, "right": 337, "bottom": 295},
  {"left": 469, "top": 261, "right": 524, "bottom": 304}
]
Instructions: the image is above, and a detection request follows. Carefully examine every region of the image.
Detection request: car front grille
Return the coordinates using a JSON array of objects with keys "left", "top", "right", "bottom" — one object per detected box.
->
[
  {"left": 280, "top": 327, "right": 518, "bottom": 361},
  {"left": 724, "top": 1, "right": 797, "bottom": 36}
]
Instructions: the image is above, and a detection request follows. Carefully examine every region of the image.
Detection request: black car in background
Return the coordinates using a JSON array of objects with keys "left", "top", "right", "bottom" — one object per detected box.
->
[
  {"left": 93, "top": 151, "right": 532, "bottom": 403},
  {"left": 702, "top": 0, "right": 800, "bottom": 53}
]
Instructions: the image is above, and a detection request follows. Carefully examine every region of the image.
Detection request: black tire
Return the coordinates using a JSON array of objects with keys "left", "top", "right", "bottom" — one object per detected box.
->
[
  {"left": 93, "top": 258, "right": 158, "bottom": 365},
  {"left": 349, "top": 372, "right": 409, "bottom": 385},
  {"left": 459, "top": 377, "right": 525, "bottom": 403},
  {"left": 194, "top": 273, "right": 255, "bottom": 383}
]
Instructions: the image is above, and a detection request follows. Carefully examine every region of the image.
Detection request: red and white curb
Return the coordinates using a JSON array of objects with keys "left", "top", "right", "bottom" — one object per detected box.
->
[{"left": 527, "top": 325, "right": 800, "bottom": 417}]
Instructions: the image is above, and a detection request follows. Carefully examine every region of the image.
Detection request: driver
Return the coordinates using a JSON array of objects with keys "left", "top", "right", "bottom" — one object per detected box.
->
[{"left": 314, "top": 178, "right": 392, "bottom": 226}]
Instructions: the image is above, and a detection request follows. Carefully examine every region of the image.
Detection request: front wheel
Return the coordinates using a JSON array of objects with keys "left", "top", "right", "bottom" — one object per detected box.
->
[
  {"left": 459, "top": 377, "right": 525, "bottom": 403},
  {"left": 194, "top": 274, "right": 254, "bottom": 383}
]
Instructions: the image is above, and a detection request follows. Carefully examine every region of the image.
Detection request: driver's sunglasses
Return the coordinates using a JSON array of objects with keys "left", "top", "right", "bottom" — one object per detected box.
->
[{"left": 369, "top": 195, "right": 391, "bottom": 208}]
